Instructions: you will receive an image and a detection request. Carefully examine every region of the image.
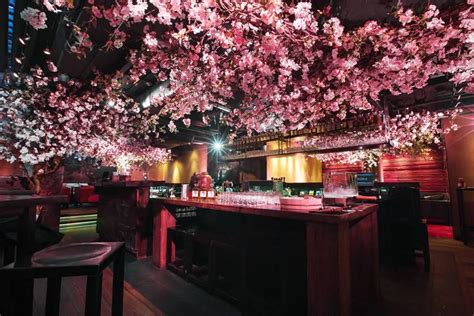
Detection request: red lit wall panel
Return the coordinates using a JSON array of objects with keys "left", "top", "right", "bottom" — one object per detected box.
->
[{"left": 381, "top": 152, "right": 448, "bottom": 193}]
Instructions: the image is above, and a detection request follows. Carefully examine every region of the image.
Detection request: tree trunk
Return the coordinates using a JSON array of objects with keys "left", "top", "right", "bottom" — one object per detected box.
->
[{"left": 32, "top": 159, "right": 64, "bottom": 231}]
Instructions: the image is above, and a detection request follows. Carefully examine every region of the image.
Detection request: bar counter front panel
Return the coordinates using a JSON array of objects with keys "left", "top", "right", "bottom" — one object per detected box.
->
[
  {"left": 151, "top": 198, "right": 379, "bottom": 316},
  {"left": 95, "top": 181, "right": 162, "bottom": 258}
]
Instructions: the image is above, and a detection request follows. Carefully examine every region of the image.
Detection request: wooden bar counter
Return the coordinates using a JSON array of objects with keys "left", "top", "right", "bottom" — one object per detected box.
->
[
  {"left": 95, "top": 181, "right": 163, "bottom": 258},
  {"left": 152, "top": 198, "right": 379, "bottom": 316}
]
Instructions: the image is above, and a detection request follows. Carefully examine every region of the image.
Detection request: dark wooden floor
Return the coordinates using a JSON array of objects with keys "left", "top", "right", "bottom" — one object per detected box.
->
[
  {"left": 359, "top": 238, "right": 474, "bottom": 316},
  {"left": 32, "top": 227, "right": 240, "bottom": 316},
  {"left": 23, "top": 225, "right": 474, "bottom": 316}
]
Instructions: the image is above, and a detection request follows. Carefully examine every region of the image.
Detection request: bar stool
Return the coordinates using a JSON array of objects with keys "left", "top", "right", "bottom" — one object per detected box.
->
[
  {"left": 167, "top": 227, "right": 193, "bottom": 277},
  {"left": 208, "top": 237, "right": 245, "bottom": 305},
  {"left": 0, "top": 242, "right": 125, "bottom": 316},
  {"left": 0, "top": 237, "right": 15, "bottom": 266},
  {"left": 0, "top": 216, "right": 64, "bottom": 263},
  {"left": 0, "top": 217, "right": 18, "bottom": 266},
  {"left": 186, "top": 229, "right": 213, "bottom": 288}
]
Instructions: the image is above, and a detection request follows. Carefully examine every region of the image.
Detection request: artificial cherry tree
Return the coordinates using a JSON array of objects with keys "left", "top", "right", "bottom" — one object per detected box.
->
[{"left": 0, "top": 67, "right": 158, "bottom": 193}]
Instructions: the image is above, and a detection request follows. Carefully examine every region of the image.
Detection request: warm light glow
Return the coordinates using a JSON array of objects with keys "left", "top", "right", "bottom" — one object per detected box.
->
[
  {"left": 148, "top": 145, "right": 208, "bottom": 183},
  {"left": 267, "top": 153, "right": 322, "bottom": 183}
]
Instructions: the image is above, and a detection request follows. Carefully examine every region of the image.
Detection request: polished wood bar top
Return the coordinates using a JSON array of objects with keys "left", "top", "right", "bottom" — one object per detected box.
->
[
  {"left": 0, "top": 194, "right": 68, "bottom": 208},
  {"left": 95, "top": 181, "right": 165, "bottom": 188},
  {"left": 153, "top": 198, "right": 377, "bottom": 224}
]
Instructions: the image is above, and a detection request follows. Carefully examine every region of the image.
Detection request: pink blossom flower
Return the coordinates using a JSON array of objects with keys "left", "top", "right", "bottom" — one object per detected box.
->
[
  {"left": 91, "top": 6, "right": 102, "bottom": 18},
  {"left": 398, "top": 8, "right": 414, "bottom": 25},
  {"left": 293, "top": 18, "right": 307, "bottom": 30},
  {"left": 20, "top": 7, "right": 47, "bottom": 30},
  {"left": 168, "top": 121, "right": 177, "bottom": 133},
  {"left": 294, "top": 2, "right": 312, "bottom": 19},
  {"left": 182, "top": 118, "right": 191, "bottom": 127}
]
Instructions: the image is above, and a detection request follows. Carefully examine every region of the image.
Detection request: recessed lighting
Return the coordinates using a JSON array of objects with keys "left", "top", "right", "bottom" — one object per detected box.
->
[
  {"left": 43, "top": 48, "right": 51, "bottom": 55},
  {"left": 14, "top": 57, "right": 23, "bottom": 64}
]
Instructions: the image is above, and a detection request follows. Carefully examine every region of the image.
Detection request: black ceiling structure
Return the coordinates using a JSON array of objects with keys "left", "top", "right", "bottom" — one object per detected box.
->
[
  {"left": 0, "top": 1, "right": 8, "bottom": 72},
  {"left": 0, "top": 0, "right": 471, "bottom": 147}
]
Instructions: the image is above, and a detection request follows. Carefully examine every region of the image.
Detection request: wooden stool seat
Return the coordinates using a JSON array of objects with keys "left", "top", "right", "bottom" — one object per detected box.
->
[
  {"left": 32, "top": 243, "right": 112, "bottom": 265},
  {"left": 0, "top": 242, "right": 125, "bottom": 316}
]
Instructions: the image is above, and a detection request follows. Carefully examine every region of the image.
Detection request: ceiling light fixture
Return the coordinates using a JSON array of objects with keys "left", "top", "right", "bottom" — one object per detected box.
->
[
  {"left": 43, "top": 48, "right": 51, "bottom": 55},
  {"left": 215, "top": 105, "right": 231, "bottom": 113},
  {"left": 211, "top": 140, "right": 224, "bottom": 152}
]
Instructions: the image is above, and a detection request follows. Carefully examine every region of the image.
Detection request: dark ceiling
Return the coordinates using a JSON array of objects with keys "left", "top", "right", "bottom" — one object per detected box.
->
[{"left": 0, "top": 0, "right": 470, "bottom": 147}]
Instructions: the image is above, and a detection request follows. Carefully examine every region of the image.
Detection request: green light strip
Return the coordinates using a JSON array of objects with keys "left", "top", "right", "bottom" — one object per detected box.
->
[
  {"left": 60, "top": 214, "right": 97, "bottom": 224},
  {"left": 60, "top": 223, "right": 97, "bottom": 233},
  {"left": 59, "top": 220, "right": 97, "bottom": 228}
]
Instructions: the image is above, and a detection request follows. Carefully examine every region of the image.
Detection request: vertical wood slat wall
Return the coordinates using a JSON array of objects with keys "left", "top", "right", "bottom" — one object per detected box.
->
[
  {"left": 381, "top": 151, "right": 448, "bottom": 193},
  {"left": 322, "top": 150, "right": 448, "bottom": 193}
]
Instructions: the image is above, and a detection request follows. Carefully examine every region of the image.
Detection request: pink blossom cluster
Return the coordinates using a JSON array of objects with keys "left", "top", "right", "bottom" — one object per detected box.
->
[
  {"left": 387, "top": 109, "right": 463, "bottom": 156},
  {"left": 303, "top": 127, "right": 387, "bottom": 150},
  {"left": 41, "top": 0, "right": 70, "bottom": 13},
  {"left": 77, "top": 137, "right": 171, "bottom": 175},
  {"left": 19, "top": 1, "right": 474, "bottom": 136},
  {"left": 0, "top": 67, "right": 159, "bottom": 169},
  {"left": 20, "top": 7, "right": 47, "bottom": 30},
  {"left": 71, "top": 0, "right": 473, "bottom": 134},
  {"left": 304, "top": 108, "right": 461, "bottom": 157},
  {"left": 309, "top": 149, "right": 383, "bottom": 170}
]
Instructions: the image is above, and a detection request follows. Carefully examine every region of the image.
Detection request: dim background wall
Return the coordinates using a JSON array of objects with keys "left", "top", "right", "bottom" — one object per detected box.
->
[
  {"left": 147, "top": 144, "right": 208, "bottom": 183},
  {"left": 443, "top": 112, "right": 474, "bottom": 239}
]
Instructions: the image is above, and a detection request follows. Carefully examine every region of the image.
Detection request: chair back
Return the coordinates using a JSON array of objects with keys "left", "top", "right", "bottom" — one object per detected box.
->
[{"left": 387, "top": 187, "right": 421, "bottom": 224}]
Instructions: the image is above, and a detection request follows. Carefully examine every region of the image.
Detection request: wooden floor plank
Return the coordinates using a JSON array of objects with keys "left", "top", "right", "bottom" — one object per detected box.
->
[{"left": 33, "top": 268, "right": 163, "bottom": 315}]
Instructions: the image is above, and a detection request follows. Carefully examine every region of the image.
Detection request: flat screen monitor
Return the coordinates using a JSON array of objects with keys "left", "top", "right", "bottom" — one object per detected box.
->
[{"left": 357, "top": 173, "right": 375, "bottom": 187}]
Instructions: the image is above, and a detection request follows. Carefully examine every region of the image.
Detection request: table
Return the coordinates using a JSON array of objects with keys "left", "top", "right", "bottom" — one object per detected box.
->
[
  {"left": 152, "top": 198, "right": 379, "bottom": 316},
  {"left": 0, "top": 194, "right": 68, "bottom": 316}
]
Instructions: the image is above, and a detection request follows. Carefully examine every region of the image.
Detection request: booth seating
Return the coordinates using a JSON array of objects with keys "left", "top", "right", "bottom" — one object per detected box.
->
[
  {"left": 419, "top": 193, "right": 451, "bottom": 225},
  {"left": 60, "top": 186, "right": 72, "bottom": 205},
  {"left": 0, "top": 242, "right": 125, "bottom": 316},
  {"left": 73, "top": 185, "right": 100, "bottom": 205}
]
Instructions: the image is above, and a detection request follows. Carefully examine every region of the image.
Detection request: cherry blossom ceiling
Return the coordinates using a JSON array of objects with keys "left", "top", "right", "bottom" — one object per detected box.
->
[{"left": 2, "top": 0, "right": 474, "bottom": 146}]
